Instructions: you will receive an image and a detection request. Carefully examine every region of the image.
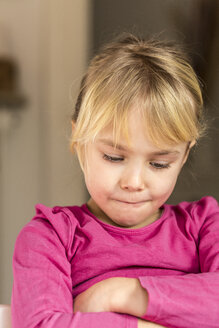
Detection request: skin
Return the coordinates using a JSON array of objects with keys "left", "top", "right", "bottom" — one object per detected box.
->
[{"left": 73, "top": 110, "right": 194, "bottom": 327}]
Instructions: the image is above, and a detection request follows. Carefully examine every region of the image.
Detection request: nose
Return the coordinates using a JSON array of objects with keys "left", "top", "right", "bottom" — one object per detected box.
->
[{"left": 120, "top": 164, "right": 145, "bottom": 192}]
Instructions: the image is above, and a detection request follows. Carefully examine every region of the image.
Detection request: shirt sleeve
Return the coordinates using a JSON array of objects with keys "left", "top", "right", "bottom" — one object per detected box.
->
[
  {"left": 11, "top": 205, "right": 137, "bottom": 328},
  {"left": 139, "top": 197, "right": 219, "bottom": 328}
]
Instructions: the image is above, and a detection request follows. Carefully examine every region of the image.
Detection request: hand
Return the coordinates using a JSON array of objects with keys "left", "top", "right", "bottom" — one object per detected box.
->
[
  {"left": 138, "top": 319, "right": 167, "bottom": 328},
  {"left": 74, "top": 277, "right": 148, "bottom": 317},
  {"left": 74, "top": 279, "right": 113, "bottom": 313}
]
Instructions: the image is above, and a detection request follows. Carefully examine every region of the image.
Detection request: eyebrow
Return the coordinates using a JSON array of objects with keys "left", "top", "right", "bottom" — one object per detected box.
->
[{"left": 98, "top": 138, "right": 180, "bottom": 156}]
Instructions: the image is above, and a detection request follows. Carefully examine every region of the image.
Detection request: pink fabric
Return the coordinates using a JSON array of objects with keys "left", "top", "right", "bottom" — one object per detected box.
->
[{"left": 12, "top": 196, "right": 219, "bottom": 327}]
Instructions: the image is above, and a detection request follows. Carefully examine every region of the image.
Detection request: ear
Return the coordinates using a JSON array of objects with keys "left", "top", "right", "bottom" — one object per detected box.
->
[
  {"left": 71, "top": 120, "right": 77, "bottom": 145},
  {"left": 72, "top": 120, "right": 76, "bottom": 131},
  {"left": 70, "top": 120, "right": 77, "bottom": 152},
  {"left": 182, "top": 140, "right": 196, "bottom": 165}
]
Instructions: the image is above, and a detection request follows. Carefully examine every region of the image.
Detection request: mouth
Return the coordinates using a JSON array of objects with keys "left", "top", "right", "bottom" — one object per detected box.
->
[{"left": 115, "top": 199, "right": 147, "bottom": 205}]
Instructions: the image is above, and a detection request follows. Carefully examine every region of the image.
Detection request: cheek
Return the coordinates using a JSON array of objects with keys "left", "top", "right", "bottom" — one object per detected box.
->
[
  {"left": 151, "top": 171, "right": 179, "bottom": 198},
  {"left": 84, "top": 164, "right": 114, "bottom": 198}
]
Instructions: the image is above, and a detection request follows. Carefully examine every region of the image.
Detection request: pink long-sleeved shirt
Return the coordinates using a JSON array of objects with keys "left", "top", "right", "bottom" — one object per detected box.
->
[{"left": 12, "top": 196, "right": 219, "bottom": 328}]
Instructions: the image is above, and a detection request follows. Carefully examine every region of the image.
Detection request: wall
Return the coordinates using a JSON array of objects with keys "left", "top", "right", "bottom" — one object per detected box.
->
[{"left": 0, "top": 0, "right": 90, "bottom": 303}]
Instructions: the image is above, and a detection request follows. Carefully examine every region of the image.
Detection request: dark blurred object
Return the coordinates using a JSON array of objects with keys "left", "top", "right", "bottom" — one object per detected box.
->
[
  {"left": 0, "top": 57, "right": 26, "bottom": 109},
  {"left": 0, "top": 22, "right": 26, "bottom": 110},
  {"left": 0, "top": 58, "right": 16, "bottom": 92}
]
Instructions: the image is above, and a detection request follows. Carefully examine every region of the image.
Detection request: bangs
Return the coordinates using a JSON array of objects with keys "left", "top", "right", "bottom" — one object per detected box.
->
[
  {"left": 138, "top": 83, "right": 202, "bottom": 147},
  {"left": 71, "top": 64, "right": 145, "bottom": 147},
  {"left": 72, "top": 75, "right": 202, "bottom": 151}
]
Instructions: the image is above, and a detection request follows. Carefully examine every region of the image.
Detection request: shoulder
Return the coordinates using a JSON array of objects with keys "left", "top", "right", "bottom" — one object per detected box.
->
[
  {"left": 15, "top": 203, "right": 88, "bottom": 254},
  {"left": 167, "top": 196, "right": 219, "bottom": 237},
  {"left": 174, "top": 196, "right": 219, "bottom": 219}
]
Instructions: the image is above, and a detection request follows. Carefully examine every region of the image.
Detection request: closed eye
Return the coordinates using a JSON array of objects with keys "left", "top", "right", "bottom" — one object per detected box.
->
[
  {"left": 150, "top": 162, "right": 170, "bottom": 169},
  {"left": 103, "top": 154, "right": 124, "bottom": 162},
  {"left": 103, "top": 155, "right": 171, "bottom": 169}
]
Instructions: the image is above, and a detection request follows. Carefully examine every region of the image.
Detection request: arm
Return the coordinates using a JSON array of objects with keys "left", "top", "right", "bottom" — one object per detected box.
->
[
  {"left": 138, "top": 320, "right": 167, "bottom": 328},
  {"left": 11, "top": 209, "right": 137, "bottom": 328},
  {"left": 73, "top": 268, "right": 219, "bottom": 328},
  {"left": 74, "top": 278, "right": 167, "bottom": 328},
  {"left": 74, "top": 277, "right": 148, "bottom": 317}
]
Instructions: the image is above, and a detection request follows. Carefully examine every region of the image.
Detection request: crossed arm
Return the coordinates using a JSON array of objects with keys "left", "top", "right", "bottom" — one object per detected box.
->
[{"left": 74, "top": 277, "right": 167, "bottom": 328}]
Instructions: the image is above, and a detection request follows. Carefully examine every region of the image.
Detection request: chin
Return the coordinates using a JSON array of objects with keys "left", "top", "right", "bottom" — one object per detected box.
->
[{"left": 113, "top": 216, "right": 142, "bottom": 228}]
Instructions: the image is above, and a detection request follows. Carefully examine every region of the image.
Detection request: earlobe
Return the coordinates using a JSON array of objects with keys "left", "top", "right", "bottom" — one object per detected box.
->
[
  {"left": 189, "top": 139, "right": 196, "bottom": 149},
  {"left": 72, "top": 120, "right": 76, "bottom": 132},
  {"left": 182, "top": 140, "right": 196, "bottom": 165},
  {"left": 70, "top": 120, "right": 77, "bottom": 153}
]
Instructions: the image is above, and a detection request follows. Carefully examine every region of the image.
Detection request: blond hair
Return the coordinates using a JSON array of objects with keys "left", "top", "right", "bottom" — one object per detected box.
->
[{"left": 71, "top": 34, "right": 205, "bottom": 165}]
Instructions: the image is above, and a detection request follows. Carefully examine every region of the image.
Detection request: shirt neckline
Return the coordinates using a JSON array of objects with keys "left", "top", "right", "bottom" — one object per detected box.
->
[{"left": 81, "top": 203, "right": 169, "bottom": 235}]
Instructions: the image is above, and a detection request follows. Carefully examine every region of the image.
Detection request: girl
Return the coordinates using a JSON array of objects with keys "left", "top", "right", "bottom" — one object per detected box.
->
[{"left": 12, "top": 34, "right": 219, "bottom": 328}]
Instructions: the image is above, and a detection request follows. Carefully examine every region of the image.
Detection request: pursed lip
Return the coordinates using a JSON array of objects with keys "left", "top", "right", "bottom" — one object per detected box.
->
[{"left": 114, "top": 199, "right": 147, "bottom": 204}]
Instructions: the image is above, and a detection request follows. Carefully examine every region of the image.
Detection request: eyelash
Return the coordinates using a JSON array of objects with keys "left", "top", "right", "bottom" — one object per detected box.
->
[
  {"left": 103, "top": 154, "right": 170, "bottom": 169},
  {"left": 150, "top": 162, "right": 170, "bottom": 170},
  {"left": 103, "top": 154, "right": 123, "bottom": 162}
]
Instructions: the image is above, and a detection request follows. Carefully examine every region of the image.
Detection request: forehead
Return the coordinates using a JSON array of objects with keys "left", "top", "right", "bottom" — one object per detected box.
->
[
  {"left": 96, "top": 137, "right": 185, "bottom": 157},
  {"left": 96, "top": 112, "right": 187, "bottom": 155}
]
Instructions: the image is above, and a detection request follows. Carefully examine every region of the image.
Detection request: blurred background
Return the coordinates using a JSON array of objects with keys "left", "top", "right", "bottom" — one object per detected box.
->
[{"left": 0, "top": 0, "right": 218, "bottom": 304}]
